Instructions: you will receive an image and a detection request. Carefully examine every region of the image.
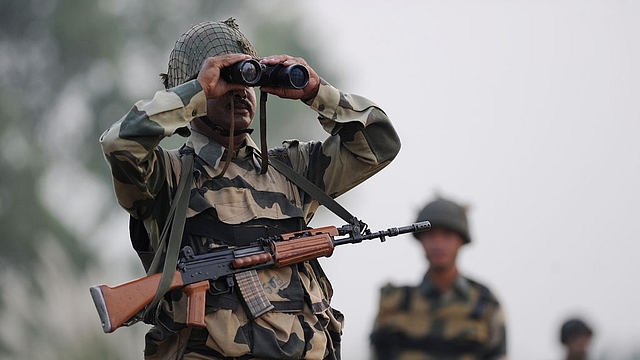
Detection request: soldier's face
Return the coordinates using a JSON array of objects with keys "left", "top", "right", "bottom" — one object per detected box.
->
[
  {"left": 206, "top": 87, "right": 257, "bottom": 131},
  {"left": 419, "top": 227, "right": 464, "bottom": 270},
  {"left": 566, "top": 334, "right": 592, "bottom": 357}
]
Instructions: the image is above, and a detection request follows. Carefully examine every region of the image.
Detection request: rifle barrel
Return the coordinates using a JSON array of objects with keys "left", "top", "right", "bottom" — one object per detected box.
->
[{"left": 334, "top": 221, "right": 431, "bottom": 246}]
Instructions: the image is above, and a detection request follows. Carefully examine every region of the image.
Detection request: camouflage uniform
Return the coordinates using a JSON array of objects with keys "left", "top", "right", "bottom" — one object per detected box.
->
[
  {"left": 370, "top": 274, "right": 507, "bottom": 360},
  {"left": 100, "top": 72, "right": 400, "bottom": 359}
]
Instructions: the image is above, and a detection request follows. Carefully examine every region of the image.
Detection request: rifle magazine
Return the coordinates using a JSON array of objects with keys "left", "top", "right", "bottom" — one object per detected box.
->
[{"left": 235, "top": 270, "right": 274, "bottom": 319}]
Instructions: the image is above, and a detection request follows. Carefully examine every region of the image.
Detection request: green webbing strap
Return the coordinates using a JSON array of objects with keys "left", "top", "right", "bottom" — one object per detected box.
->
[
  {"left": 268, "top": 156, "right": 354, "bottom": 224},
  {"left": 258, "top": 90, "right": 351, "bottom": 223},
  {"left": 145, "top": 152, "right": 194, "bottom": 318}
]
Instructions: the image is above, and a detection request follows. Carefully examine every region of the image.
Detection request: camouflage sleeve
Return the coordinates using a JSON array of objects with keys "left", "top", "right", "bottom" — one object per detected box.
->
[
  {"left": 99, "top": 80, "right": 207, "bottom": 219},
  {"left": 484, "top": 302, "right": 508, "bottom": 360},
  {"left": 287, "top": 79, "right": 401, "bottom": 215}
]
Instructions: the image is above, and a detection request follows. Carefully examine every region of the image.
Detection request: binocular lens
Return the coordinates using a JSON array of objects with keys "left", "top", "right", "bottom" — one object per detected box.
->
[
  {"left": 238, "top": 60, "right": 261, "bottom": 84},
  {"left": 222, "top": 60, "right": 309, "bottom": 89},
  {"left": 288, "top": 67, "right": 308, "bottom": 89}
]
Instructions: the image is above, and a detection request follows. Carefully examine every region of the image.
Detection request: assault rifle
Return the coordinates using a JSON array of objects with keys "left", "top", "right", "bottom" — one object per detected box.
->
[{"left": 90, "top": 219, "right": 430, "bottom": 333}]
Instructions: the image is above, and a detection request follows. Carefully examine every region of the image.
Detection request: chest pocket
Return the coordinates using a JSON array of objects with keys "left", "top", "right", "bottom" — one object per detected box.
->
[{"left": 187, "top": 155, "right": 305, "bottom": 225}]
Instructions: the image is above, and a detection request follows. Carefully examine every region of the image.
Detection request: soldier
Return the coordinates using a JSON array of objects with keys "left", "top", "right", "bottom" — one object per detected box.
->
[
  {"left": 370, "top": 197, "right": 507, "bottom": 360},
  {"left": 560, "top": 318, "right": 593, "bottom": 360},
  {"left": 100, "top": 19, "right": 400, "bottom": 360}
]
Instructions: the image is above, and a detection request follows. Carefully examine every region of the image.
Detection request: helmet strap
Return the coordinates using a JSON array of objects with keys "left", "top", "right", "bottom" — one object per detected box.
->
[{"left": 198, "top": 116, "right": 254, "bottom": 137}]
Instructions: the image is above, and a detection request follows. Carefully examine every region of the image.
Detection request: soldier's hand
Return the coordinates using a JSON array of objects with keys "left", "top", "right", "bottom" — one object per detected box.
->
[
  {"left": 258, "top": 55, "right": 320, "bottom": 102},
  {"left": 197, "top": 54, "right": 253, "bottom": 99}
]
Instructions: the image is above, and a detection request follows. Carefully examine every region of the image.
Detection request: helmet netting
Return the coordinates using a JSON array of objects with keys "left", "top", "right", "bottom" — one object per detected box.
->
[{"left": 162, "top": 18, "right": 258, "bottom": 89}]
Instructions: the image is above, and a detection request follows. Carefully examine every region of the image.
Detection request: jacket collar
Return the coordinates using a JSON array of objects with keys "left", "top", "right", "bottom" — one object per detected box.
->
[
  {"left": 186, "top": 130, "right": 263, "bottom": 177},
  {"left": 419, "top": 273, "right": 471, "bottom": 300}
]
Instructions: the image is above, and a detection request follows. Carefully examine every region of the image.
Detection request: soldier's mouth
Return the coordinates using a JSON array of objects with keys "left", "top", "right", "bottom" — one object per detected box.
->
[{"left": 227, "top": 98, "right": 253, "bottom": 112}]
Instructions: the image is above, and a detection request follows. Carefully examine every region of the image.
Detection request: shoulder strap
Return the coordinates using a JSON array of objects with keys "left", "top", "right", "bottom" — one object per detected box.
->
[
  {"left": 258, "top": 92, "right": 361, "bottom": 225},
  {"left": 268, "top": 156, "right": 355, "bottom": 224},
  {"left": 145, "top": 150, "right": 194, "bottom": 318}
]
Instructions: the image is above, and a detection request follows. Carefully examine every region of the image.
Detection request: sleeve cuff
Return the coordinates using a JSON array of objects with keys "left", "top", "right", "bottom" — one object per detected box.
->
[{"left": 305, "top": 79, "right": 341, "bottom": 120}]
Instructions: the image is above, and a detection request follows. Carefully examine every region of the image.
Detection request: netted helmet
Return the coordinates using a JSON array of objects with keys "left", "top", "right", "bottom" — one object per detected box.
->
[
  {"left": 560, "top": 319, "right": 593, "bottom": 344},
  {"left": 413, "top": 197, "right": 471, "bottom": 244},
  {"left": 161, "top": 18, "right": 258, "bottom": 89}
]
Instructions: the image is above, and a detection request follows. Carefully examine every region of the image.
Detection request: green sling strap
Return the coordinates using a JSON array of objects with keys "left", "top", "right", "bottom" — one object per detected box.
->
[
  {"left": 145, "top": 151, "right": 194, "bottom": 319},
  {"left": 268, "top": 156, "right": 356, "bottom": 224}
]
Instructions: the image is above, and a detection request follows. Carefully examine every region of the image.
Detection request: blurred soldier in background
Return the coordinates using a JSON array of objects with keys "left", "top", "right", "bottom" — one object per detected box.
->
[
  {"left": 560, "top": 318, "right": 593, "bottom": 360},
  {"left": 370, "top": 197, "right": 507, "bottom": 359}
]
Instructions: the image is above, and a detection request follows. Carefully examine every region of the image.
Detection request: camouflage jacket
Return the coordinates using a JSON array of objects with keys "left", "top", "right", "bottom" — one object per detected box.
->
[
  {"left": 370, "top": 274, "right": 507, "bottom": 360},
  {"left": 100, "top": 78, "right": 400, "bottom": 360}
]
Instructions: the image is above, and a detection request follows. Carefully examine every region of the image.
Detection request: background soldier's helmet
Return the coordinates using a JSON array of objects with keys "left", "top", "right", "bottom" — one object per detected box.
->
[
  {"left": 413, "top": 197, "right": 471, "bottom": 244},
  {"left": 161, "top": 18, "right": 258, "bottom": 89},
  {"left": 560, "top": 318, "right": 593, "bottom": 344}
]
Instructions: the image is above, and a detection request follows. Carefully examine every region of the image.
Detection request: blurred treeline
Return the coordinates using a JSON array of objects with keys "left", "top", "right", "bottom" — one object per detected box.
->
[{"left": 0, "top": 1, "right": 332, "bottom": 359}]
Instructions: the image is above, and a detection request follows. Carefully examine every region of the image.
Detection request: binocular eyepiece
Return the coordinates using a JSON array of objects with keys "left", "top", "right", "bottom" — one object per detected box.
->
[{"left": 221, "top": 59, "right": 309, "bottom": 89}]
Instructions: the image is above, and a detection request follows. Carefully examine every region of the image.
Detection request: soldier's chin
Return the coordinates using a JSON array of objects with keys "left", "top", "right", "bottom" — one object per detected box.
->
[{"left": 427, "top": 258, "right": 453, "bottom": 270}]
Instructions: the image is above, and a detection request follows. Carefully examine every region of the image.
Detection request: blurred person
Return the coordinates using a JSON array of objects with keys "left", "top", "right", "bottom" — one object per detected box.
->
[
  {"left": 560, "top": 318, "right": 593, "bottom": 360},
  {"left": 100, "top": 18, "right": 400, "bottom": 360},
  {"left": 369, "top": 197, "right": 507, "bottom": 359}
]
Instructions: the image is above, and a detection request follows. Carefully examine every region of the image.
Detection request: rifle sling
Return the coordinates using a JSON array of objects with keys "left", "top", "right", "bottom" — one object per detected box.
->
[
  {"left": 257, "top": 90, "right": 352, "bottom": 222},
  {"left": 145, "top": 151, "right": 194, "bottom": 319},
  {"left": 268, "top": 156, "right": 354, "bottom": 224}
]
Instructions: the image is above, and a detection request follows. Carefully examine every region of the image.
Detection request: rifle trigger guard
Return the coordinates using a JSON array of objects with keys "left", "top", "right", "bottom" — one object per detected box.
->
[{"left": 208, "top": 277, "right": 235, "bottom": 295}]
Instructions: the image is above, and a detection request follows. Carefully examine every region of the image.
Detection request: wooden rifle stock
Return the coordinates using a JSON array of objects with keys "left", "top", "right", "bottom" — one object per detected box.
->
[{"left": 89, "top": 270, "right": 184, "bottom": 333}]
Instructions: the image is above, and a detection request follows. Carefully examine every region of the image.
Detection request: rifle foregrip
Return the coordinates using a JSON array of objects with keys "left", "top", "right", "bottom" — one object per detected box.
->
[
  {"left": 232, "top": 252, "right": 272, "bottom": 268},
  {"left": 273, "top": 233, "right": 335, "bottom": 267},
  {"left": 183, "top": 280, "right": 209, "bottom": 328}
]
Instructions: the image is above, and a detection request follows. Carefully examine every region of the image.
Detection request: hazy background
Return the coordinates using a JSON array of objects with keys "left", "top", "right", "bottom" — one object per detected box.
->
[
  {"left": 304, "top": 2, "right": 640, "bottom": 360},
  {"left": 0, "top": 1, "right": 638, "bottom": 359}
]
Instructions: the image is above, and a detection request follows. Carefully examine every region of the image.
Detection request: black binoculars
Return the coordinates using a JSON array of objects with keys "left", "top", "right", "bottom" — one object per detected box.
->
[{"left": 221, "top": 59, "right": 309, "bottom": 89}]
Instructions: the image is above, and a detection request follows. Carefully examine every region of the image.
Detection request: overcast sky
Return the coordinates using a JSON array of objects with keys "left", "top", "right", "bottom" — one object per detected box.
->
[{"left": 293, "top": 1, "right": 640, "bottom": 359}]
